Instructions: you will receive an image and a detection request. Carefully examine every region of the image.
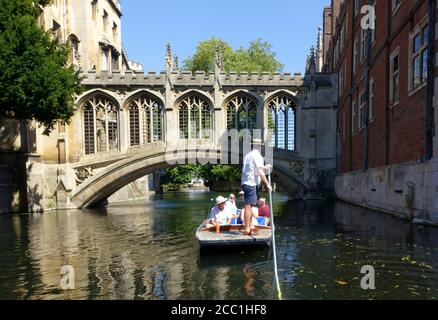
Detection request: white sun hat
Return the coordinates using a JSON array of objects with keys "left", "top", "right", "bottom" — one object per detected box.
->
[{"left": 215, "top": 196, "right": 228, "bottom": 205}]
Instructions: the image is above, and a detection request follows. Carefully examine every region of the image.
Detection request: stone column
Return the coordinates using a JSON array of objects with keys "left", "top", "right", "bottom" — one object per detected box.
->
[{"left": 119, "top": 106, "right": 128, "bottom": 153}]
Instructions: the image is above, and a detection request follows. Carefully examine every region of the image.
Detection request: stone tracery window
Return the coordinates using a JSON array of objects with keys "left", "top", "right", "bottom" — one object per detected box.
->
[
  {"left": 267, "top": 94, "right": 296, "bottom": 151},
  {"left": 226, "top": 95, "right": 257, "bottom": 132},
  {"left": 128, "top": 94, "right": 164, "bottom": 146},
  {"left": 82, "top": 94, "right": 120, "bottom": 155},
  {"left": 178, "top": 95, "right": 212, "bottom": 139}
]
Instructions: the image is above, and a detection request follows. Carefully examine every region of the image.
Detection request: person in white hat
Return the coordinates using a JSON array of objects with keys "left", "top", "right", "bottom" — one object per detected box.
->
[
  {"left": 208, "top": 196, "right": 234, "bottom": 226},
  {"left": 241, "top": 138, "right": 272, "bottom": 235}
]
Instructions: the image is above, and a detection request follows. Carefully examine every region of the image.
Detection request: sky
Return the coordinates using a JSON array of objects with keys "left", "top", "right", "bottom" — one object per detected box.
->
[{"left": 121, "top": 0, "right": 330, "bottom": 74}]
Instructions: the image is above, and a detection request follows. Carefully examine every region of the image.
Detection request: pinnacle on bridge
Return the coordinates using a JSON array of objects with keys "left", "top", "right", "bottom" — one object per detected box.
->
[
  {"left": 214, "top": 45, "right": 223, "bottom": 73},
  {"left": 165, "top": 42, "right": 172, "bottom": 71},
  {"left": 306, "top": 46, "right": 316, "bottom": 75}
]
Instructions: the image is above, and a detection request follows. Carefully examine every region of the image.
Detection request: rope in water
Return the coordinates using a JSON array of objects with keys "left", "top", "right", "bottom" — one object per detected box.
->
[{"left": 268, "top": 175, "right": 283, "bottom": 300}]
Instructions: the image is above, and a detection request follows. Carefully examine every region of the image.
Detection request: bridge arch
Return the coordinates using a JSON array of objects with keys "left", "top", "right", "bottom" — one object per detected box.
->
[{"left": 69, "top": 147, "right": 310, "bottom": 209}]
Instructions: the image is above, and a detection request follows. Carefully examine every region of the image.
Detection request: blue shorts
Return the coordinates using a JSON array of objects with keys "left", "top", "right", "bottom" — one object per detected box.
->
[{"left": 242, "top": 184, "right": 258, "bottom": 206}]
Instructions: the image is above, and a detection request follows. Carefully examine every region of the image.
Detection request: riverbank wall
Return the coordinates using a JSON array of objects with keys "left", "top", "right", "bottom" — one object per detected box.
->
[{"left": 335, "top": 158, "right": 438, "bottom": 226}]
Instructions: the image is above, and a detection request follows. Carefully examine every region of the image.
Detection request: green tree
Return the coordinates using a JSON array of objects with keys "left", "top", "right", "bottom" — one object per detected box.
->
[
  {"left": 198, "top": 165, "right": 241, "bottom": 186},
  {"left": 184, "top": 37, "right": 284, "bottom": 74},
  {"left": 0, "top": 0, "right": 83, "bottom": 135}
]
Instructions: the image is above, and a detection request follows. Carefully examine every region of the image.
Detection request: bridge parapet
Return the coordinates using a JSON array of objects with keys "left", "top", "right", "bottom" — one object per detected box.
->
[{"left": 80, "top": 70, "right": 304, "bottom": 88}]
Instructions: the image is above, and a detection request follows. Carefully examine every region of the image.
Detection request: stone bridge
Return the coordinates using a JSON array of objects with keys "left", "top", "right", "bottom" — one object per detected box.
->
[
  {"left": 5, "top": 52, "right": 338, "bottom": 212},
  {"left": 56, "top": 53, "right": 338, "bottom": 209}
]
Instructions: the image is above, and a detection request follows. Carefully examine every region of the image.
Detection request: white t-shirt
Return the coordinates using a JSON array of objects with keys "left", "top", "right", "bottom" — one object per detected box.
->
[
  {"left": 225, "top": 201, "right": 238, "bottom": 213},
  {"left": 242, "top": 149, "right": 265, "bottom": 187},
  {"left": 209, "top": 205, "right": 233, "bottom": 225}
]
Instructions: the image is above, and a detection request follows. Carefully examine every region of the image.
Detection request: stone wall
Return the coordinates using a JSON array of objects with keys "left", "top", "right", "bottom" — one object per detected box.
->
[{"left": 335, "top": 158, "right": 438, "bottom": 225}]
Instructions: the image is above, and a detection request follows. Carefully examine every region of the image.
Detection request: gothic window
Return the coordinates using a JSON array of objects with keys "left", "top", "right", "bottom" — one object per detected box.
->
[
  {"left": 67, "top": 35, "right": 80, "bottom": 66},
  {"left": 178, "top": 95, "right": 212, "bottom": 140},
  {"left": 128, "top": 94, "right": 164, "bottom": 146},
  {"left": 82, "top": 94, "right": 120, "bottom": 155},
  {"left": 267, "top": 94, "right": 297, "bottom": 151},
  {"left": 226, "top": 95, "right": 257, "bottom": 132}
]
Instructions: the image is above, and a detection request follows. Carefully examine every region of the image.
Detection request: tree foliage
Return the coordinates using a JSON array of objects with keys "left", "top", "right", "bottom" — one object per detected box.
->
[
  {"left": 162, "top": 164, "right": 242, "bottom": 188},
  {"left": 184, "top": 37, "right": 284, "bottom": 74},
  {"left": 0, "top": 0, "right": 83, "bottom": 134}
]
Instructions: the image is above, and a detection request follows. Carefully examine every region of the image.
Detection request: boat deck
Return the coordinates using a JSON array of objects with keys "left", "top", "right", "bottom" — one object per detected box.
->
[{"left": 196, "top": 224, "right": 272, "bottom": 248}]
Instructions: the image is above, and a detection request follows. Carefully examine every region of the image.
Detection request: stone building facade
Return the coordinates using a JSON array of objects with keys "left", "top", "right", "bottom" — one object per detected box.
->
[
  {"left": 0, "top": 0, "right": 145, "bottom": 212},
  {"left": 324, "top": 0, "right": 438, "bottom": 224}
]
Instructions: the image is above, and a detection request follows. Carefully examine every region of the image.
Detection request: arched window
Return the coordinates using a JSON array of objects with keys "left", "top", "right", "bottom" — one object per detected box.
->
[
  {"left": 267, "top": 94, "right": 296, "bottom": 151},
  {"left": 178, "top": 95, "right": 212, "bottom": 139},
  {"left": 82, "top": 94, "right": 120, "bottom": 155},
  {"left": 127, "top": 94, "right": 164, "bottom": 146},
  {"left": 67, "top": 34, "right": 80, "bottom": 66},
  {"left": 226, "top": 95, "right": 257, "bottom": 132}
]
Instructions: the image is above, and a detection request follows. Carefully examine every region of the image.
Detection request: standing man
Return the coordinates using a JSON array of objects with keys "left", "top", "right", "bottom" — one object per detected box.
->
[{"left": 241, "top": 139, "right": 272, "bottom": 235}]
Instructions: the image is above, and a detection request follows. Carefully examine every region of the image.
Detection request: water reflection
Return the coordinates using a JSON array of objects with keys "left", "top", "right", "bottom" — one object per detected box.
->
[{"left": 0, "top": 193, "right": 437, "bottom": 300}]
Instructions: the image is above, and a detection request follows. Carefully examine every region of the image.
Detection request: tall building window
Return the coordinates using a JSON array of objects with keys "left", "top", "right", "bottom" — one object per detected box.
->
[
  {"left": 360, "top": 28, "right": 368, "bottom": 62},
  {"left": 353, "top": 39, "right": 358, "bottom": 74},
  {"left": 354, "top": 0, "right": 361, "bottom": 16},
  {"left": 101, "top": 47, "right": 109, "bottom": 71},
  {"left": 113, "top": 22, "right": 118, "bottom": 40},
  {"left": 92, "top": 0, "right": 98, "bottom": 21},
  {"left": 351, "top": 100, "right": 357, "bottom": 133},
  {"left": 390, "top": 49, "right": 400, "bottom": 104},
  {"left": 411, "top": 23, "right": 429, "bottom": 90},
  {"left": 369, "top": 77, "right": 374, "bottom": 121},
  {"left": 267, "top": 94, "right": 296, "bottom": 151},
  {"left": 103, "top": 10, "right": 108, "bottom": 33},
  {"left": 391, "top": 0, "right": 401, "bottom": 13},
  {"left": 359, "top": 91, "right": 367, "bottom": 129},
  {"left": 82, "top": 94, "right": 120, "bottom": 155},
  {"left": 178, "top": 95, "right": 212, "bottom": 140},
  {"left": 111, "top": 50, "right": 119, "bottom": 71},
  {"left": 52, "top": 20, "right": 61, "bottom": 40},
  {"left": 128, "top": 94, "right": 164, "bottom": 146},
  {"left": 370, "top": 0, "right": 376, "bottom": 44},
  {"left": 67, "top": 35, "right": 80, "bottom": 66}
]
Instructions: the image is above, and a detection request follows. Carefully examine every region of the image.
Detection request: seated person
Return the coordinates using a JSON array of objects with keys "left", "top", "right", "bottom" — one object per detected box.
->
[
  {"left": 207, "top": 196, "right": 234, "bottom": 226},
  {"left": 239, "top": 206, "right": 259, "bottom": 229},
  {"left": 226, "top": 193, "right": 238, "bottom": 214},
  {"left": 258, "top": 198, "right": 271, "bottom": 218},
  {"left": 257, "top": 198, "right": 271, "bottom": 226}
]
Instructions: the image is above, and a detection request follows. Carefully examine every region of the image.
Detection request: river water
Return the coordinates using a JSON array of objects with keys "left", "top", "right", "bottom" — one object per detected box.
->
[{"left": 0, "top": 191, "right": 437, "bottom": 300}]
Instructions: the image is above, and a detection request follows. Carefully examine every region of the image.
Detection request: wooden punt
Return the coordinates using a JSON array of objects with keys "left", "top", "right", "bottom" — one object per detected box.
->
[{"left": 196, "top": 223, "right": 272, "bottom": 248}]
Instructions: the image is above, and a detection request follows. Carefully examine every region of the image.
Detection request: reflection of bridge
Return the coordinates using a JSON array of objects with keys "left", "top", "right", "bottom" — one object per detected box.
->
[{"left": 9, "top": 51, "right": 338, "bottom": 211}]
